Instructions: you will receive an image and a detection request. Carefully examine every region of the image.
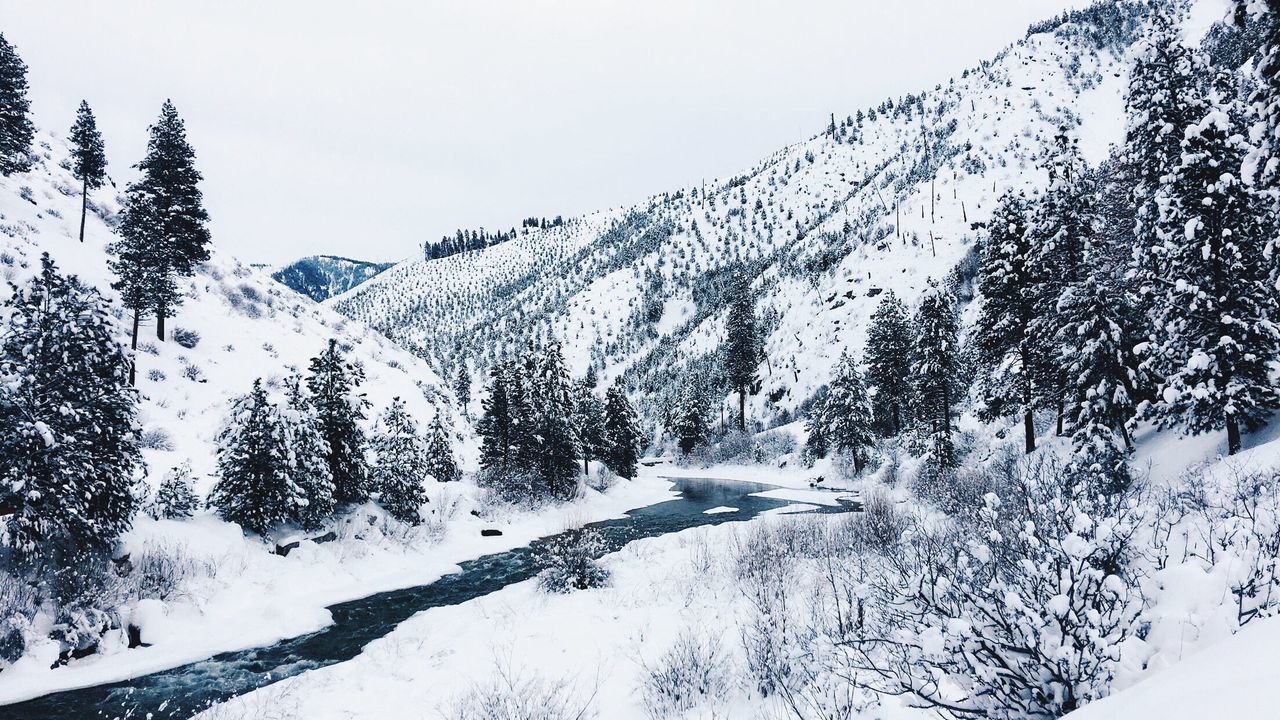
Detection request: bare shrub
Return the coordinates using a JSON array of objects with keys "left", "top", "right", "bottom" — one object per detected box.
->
[
  {"left": 129, "top": 541, "right": 202, "bottom": 601},
  {"left": 449, "top": 663, "right": 596, "bottom": 720},
  {"left": 171, "top": 327, "right": 201, "bottom": 349},
  {"left": 0, "top": 573, "right": 38, "bottom": 664},
  {"left": 536, "top": 527, "right": 611, "bottom": 593},
  {"left": 638, "top": 631, "right": 732, "bottom": 719},
  {"left": 139, "top": 426, "right": 175, "bottom": 451},
  {"left": 847, "top": 489, "right": 908, "bottom": 553}
]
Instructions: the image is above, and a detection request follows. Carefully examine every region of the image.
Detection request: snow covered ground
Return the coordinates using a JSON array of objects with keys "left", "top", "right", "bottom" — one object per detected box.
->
[{"left": 0, "top": 474, "right": 678, "bottom": 705}]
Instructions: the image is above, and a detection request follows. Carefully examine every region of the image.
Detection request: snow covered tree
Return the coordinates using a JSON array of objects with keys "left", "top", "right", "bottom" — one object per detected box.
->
[
  {"left": 110, "top": 190, "right": 169, "bottom": 385},
  {"left": 1125, "top": 10, "right": 1207, "bottom": 307},
  {"left": 0, "top": 255, "right": 141, "bottom": 560},
  {"left": 282, "top": 373, "right": 335, "bottom": 529},
  {"left": 865, "top": 290, "right": 913, "bottom": 436},
  {"left": 478, "top": 362, "right": 518, "bottom": 475},
  {"left": 804, "top": 392, "right": 831, "bottom": 460},
  {"left": 675, "top": 379, "right": 710, "bottom": 455},
  {"left": 307, "top": 339, "right": 372, "bottom": 502},
  {"left": 208, "top": 380, "right": 298, "bottom": 536},
  {"left": 453, "top": 362, "right": 471, "bottom": 418},
  {"left": 122, "top": 100, "right": 211, "bottom": 341},
  {"left": 824, "top": 352, "right": 876, "bottom": 473},
  {"left": 0, "top": 33, "right": 33, "bottom": 176},
  {"left": 913, "top": 280, "right": 960, "bottom": 475},
  {"left": 424, "top": 413, "right": 459, "bottom": 483},
  {"left": 148, "top": 463, "right": 201, "bottom": 520},
  {"left": 571, "top": 378, "right": 605, "bottom": 476},
  {"left": 69, "top": 100, "right": 107, "bottom": 243},
  {"left": 371, "top": 397, "right": 429, "bottom": 525},
  {"left": 1145, "top": 87, "right": 1280, "bottom": 455},
  {"left": 528, "top": 343, "right": 580, "bottom": 499},
  {"left": 724, "top": 272, "right": 759, "bottom": 431},
  {"left": 602, "top": 381, "right": 642, "bottom": 479},
  {"left": 974, "top": 191, "right": 1042, "bottom": 452},
  {"left": 1240, "top": 0, "right": 1280, "bottom": 290}
]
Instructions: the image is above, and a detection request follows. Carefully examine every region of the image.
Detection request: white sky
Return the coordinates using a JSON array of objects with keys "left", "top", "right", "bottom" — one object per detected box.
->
[{"left": 1, "top": 0, "right": 1089, "bottom": 265}]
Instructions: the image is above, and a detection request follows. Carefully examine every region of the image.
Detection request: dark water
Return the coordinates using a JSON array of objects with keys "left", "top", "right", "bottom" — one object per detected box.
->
[{"left": 0, "top": 477, "right": 857, "bottom": 720}]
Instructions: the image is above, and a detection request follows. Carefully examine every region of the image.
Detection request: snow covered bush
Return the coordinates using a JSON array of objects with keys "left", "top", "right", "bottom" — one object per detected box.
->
[
  {"left": 536, "top": 526, "right": 611, "bottom": 593},
  {"left": 148, "top": 463, "right": 201, "bottom": 520},
  {"left": 171, "top": 326, "right": 200, "bottom": 348},
  {"left": 845, "top": 457, "right": 1143, "bottom": 718},
  {"left": 638, "top": 631, "right": 732, "bottom": 719},
  {"left": 128, "top": 540, "right": 203, "bottom": 602},
  {"left": 139, "top": 426, "right": 175, "bottom": 451},
  {"left": 450, "top": 663, "right": 596, "bottom": 720},
  {"left": 0, "top": 572, "right": 37, "bottom": 664}
]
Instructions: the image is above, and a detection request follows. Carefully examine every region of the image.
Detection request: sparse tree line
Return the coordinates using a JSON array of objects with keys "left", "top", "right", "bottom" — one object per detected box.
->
[
  {"left": 476, "top": 342, "right": 642, "bottom": 502},
  {"left": 422, "top": 216, "right": 566, "bottom": 262}
]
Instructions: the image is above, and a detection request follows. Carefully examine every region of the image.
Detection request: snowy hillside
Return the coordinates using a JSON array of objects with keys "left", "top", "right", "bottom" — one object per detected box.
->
[
  {"left": 0, "top": 130, "right": 466, "bottom": 498},
  {"left": 331, "top": 3, "right": 1162, "bottom": 427},
  {"left": 271, "top": 255, "right": 393, "bottom": 302}
]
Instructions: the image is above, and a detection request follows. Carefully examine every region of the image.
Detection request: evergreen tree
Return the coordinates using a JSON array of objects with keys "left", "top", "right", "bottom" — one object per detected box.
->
[
  {"left": 913, "top": 280, "right": 960, "bottom": 474},
  {"left": 0, "top": 255, "right": 141, "bottom": 559},
  {"left": 674, "top": 378, "right": 710, "bottom": 455},
  {"left": 864, "top": 290, "right": 913, "bottom": 436},
  {"left": 307, "top": 339, "right": 372, "bottom": 502},
  {"left": 282, "top": 373, "right": 335, "bottom": 529},
  {"left": 1145, "top": 87, "right": 1280, "bottom": 455},
  {"left": 723, "top": 272, "right": 759, "bottom": 431},
  {"left": 423, "top": 413, "right": 459, "bottom": 483},
  {"left": 602, "top": 381, "right": 642, "bottom": 479},
  {"left": 148, "top": 463, "right": 201, "bottom": 520},
  {"left": 0, "top": 33, "right": 33, "bottom": 176},
  {"left": 478, "top": 362, "right": 517, "bottom": 474},
  {"left": 69, "top": 101, "right": 107, "bottom": 242},
  {"left": 974, "top": 191, "right": 1041, "bottom": 452},
  {"left": 804, "top": 395, "right": 831, "bottom": 460},
  {"left": 453, "top": 362, "right": 471, "bottom": 417},
  {"left": 111, "top": 190, "right": 173, "bottom": 384},
  {"left": 1240, "top": 1, "right": 1280, "bottom": 290},
  {"left": 122, "top": 101, "right": 211, "bottom": 340},
  {"left": 371, "top": 398, "right": 429, "bottom": 525},
  {"left": 824, "top": 352, "right": 876, "bottom": 473},
  {"left": 571, "top": 378, "right": 605, "bottom": 476},
  {"left": 208, "top": 380, "right": 298, "bottom": 536},
  {"left": 528, "top": 343, "right": 580, "bottom": 499}
]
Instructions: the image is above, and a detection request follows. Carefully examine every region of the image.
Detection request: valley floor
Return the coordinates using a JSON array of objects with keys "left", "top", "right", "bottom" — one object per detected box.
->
[{"left": 0, "top": 475, "right": 679, "bottom": 706}]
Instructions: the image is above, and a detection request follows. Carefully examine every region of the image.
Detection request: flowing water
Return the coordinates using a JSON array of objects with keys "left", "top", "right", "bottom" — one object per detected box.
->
[{"left": 0, "top": 477, "right": 857, "bottom": 720}]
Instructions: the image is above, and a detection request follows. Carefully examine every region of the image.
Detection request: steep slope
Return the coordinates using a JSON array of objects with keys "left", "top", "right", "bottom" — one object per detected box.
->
[
  {"left": 0, "top": 130, "right": 466, "bottom": 496},
  {"left": 271, "top": 255, "right": 393, "bottom": 302},
  {"left": 331, "top": 3, "right": 1146, "bottom": 428}
]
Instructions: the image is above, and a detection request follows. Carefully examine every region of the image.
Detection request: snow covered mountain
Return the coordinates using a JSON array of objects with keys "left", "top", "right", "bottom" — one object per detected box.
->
[
  {"left": 271, "top": 255, "right": 393, "bottom": 302},
  {"left": 0, "top": 130, "right": 465, "bottom": 498},
  {"left": 328, "top": 2, "right": 1194, "bottom": 429}
]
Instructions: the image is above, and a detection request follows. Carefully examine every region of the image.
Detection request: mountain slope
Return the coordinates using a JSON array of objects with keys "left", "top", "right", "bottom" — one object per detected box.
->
[
  {"left": 271, "top": 255, "right": 393, "bottom": 302},
  {"left": 330, "top": 3, "right": 1152, "bottom": 429}
]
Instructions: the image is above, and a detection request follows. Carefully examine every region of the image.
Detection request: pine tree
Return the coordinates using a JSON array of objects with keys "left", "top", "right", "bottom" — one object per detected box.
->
[
  {"left": 371, "top": 398, "right": 429, "bottom": 525},
  {"left": 571, "top": 378, "right": 605, "bottom": 476},
  {"left": 824, "top": 352, "right": 876, "bottom": 473},
  {"left": 307, "top": 339, "right": 372, "bottom": 502},
  {"left": 282, "top": 373, "right": 335, "bottom": 528},
  {"left": 0, "top": 255, "right": 141, "bottom": 559},
  {"left": 453, "top": 362, "right": 471, "bottom": 417},
  {"left": 69, "top": 101, "right": 107, "bottom": 243},
  {"left": 123, "top": 101, "right": 211, "bottom": 341},
  {"left": 528, "top": 343, "right": 580, "bottom": 499},
  {"left": 110, "top": 194, "right": 170, "bottom": 384},
  {"left": 913, "top": 280, "right": 960, "bottom": 473},
  {"left": 974, "top": 191, "right": 1041, "bottom": 452},
  {"left": 478, "top": 362, "right": 517, "bottom": 474},
  {"left": 602, "top": 381, "right": 642, "bottom": 479},
  {"left": 1240, "top": 1, "right": 1280, "bottom": 290},
  {"left": 149, "top": 463, "right": 201, "bottom": 520},
  {"left": 0, "top": 33, "right": 33, "bottom": 176},
  {"left": 423, "top": 413, "right": 459, "bottom": 483},
  {"left": 675, "top": 378, "right": 710, "bottom": 455},
  {"left": 1146, "top": 86, "right": 1280, "bottom": 455},
  {"left": 209, "top": 379, "right": 299, "bottom": 536},
  {"left": 865, "top": 290, "right": 913, "bottom": 436},
  {"left": 724, "top": 272, "right": 759, "bottom": 431}
]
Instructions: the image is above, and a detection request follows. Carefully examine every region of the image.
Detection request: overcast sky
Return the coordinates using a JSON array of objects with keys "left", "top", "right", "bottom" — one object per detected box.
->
[{"left": 1, "top": 0, "right": 1089, "bottom": 265}]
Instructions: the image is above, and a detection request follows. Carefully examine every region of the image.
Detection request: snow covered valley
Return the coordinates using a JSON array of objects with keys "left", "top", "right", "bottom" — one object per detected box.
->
[{"left": 0, "top": 474, "right": 852, "bottom": 719}]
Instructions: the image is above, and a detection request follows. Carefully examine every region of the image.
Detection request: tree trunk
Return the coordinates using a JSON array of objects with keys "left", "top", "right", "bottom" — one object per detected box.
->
[
  {"left": 1021, "top": 346, "right": 1035, "bottom": 453},
  {"left": 129, "top": 309, "right": 140, "bottom": 386},
  {"left": 1055, "top": 398, "right": 1065, "bottom": 436},
  {"left": 1227, "top": 413, "right": 1242, "bottom": 456},
  {"left": 583, "top": 455, "right": 590, "bottom": 477},
  {"left": 156, "top": 305, "right": 166, "bottom": 341},
  {"left": 738, "top": 386, "right": 746, "bottom": 432},
  {"left": 79, "top": 176, "right": 88, "bottom": 242},
  {"left": 1023, "top": 408, "right": 1036, "bottom": 455}
]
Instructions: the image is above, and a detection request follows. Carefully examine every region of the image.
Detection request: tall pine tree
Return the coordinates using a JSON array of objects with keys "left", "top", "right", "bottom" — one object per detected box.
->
[
  {"left": 0, "top": 256, "right": 141, "bottom": 560},
  {"left": 424, "top": 413, "right": 459, "bottom": 483},
  {"left": 307, "top": 339, "right": 372, "bottom": 502},
  {"left": 723, "top": 272, "right": 759, "bottom": 431},
  {"left": 571, "top": 378, "right": 605, "bottom": 476},
  {"left": 0, "top": 33, "right": 33, "bottom": 176},
  {"left": 824, "top": 352, "right": 876, "bottom": 473},
  {"left": 602, "top": 381, "right": 642, "bottom": 479},
  {"left": 529, "top": 343, "right": 580, "bottom": 499},
  {"left": 282, "top": 373, "right": 335, "bottom": 529},
  {"left": 453, "top": 362, "right": 472, "bottom": 418},
  {"left": 371, "top": 398, "right": 429, "bottom": 525},
  {"left": 208, "top": 380, "right": 298, "bottom": 536},
  {"left": 69, "top": 101, "right": 107, "bottom": 243},
  {"left": 913, "top": 280, "right": 960, "bottom": 474},
  {"left": 864, "top": 290, "right": 913, "bottom": 436}
]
